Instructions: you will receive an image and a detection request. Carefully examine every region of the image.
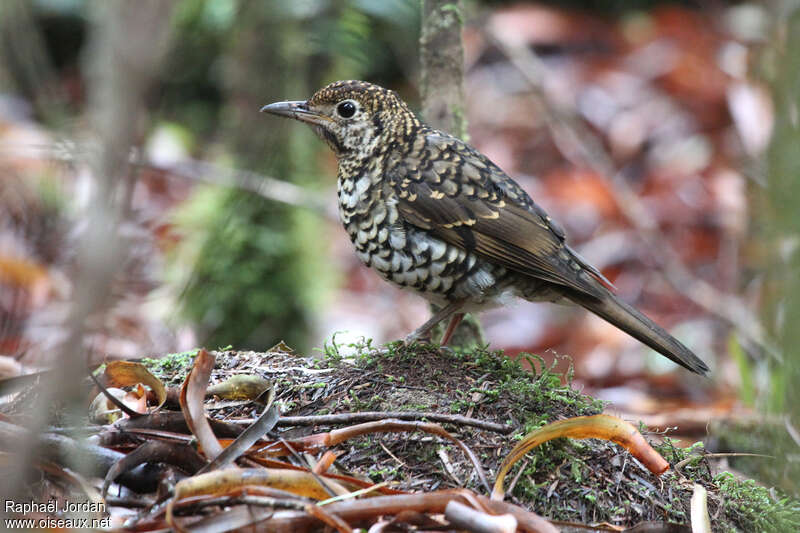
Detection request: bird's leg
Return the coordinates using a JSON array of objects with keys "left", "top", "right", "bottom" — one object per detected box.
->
[
  {"left": 405, "top": 299, "right": 466, "bottom": 344},
  {"left": 439, "top": 313, "right": 465, "bottom": 346}
]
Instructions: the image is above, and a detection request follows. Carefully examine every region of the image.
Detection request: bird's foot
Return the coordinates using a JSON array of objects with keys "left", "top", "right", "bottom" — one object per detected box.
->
[
  {"left": 398, "top": 334, "right": 456, "bottom": 357},
  {"left": 402, "top": 331, "right": 433, "bottom": 346}
]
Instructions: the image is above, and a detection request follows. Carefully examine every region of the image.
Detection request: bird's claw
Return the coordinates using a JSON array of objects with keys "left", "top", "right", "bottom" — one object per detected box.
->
[{"left": 402, "top": 332, "right": 432, "bottom": 346}]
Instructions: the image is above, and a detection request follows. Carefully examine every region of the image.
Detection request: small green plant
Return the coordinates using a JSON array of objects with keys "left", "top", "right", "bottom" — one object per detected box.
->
[
  {"left": 141, "top": 348, "right": 200, "bottom": 382},
  {"left": 715, "top": 473, "right": 800, "bottom": 532}
]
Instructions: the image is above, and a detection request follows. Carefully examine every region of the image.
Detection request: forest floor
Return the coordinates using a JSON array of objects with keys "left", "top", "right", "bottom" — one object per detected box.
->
[{"left": 133, "top": 342, "right": 799, "bottom": 532}]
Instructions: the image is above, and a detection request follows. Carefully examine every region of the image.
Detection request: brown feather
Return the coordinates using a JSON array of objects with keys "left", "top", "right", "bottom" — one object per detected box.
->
[{"left": 391, "top": 133, "right": 603, "bottom": 298}]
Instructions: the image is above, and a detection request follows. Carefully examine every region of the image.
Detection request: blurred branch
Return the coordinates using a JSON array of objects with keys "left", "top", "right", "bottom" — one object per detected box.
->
[
  {"left": 487, "top": 29, "right": 778, "bottom": 362},
  {"left": 2, "top": 0, "right": 175, "bottom": 502},
  {"left": 0, "top": 142, "right": 329, "bottom": 214},
  {"left": 157, "top": 159, "right": 328, "bottom": 213}
]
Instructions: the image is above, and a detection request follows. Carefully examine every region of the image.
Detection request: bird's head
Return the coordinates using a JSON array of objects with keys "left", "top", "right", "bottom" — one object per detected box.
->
[{"left": 261, "top": 80, "right": 419, "bottom": 159}]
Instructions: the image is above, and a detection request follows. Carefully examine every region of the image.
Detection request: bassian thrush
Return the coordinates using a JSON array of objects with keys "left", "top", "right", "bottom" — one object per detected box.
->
[{"left": 261, "top": 80, "right": 709, "bottom": 375}]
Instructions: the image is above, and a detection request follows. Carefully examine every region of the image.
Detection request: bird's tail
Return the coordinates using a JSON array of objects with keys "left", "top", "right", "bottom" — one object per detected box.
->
[{"left": 566, "top": 288, "right": 709, "bottom": 375}]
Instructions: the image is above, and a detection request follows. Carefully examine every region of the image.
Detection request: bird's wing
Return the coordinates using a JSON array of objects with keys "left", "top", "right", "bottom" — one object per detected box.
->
[{"left": 388, "top": 132, "right": 605, "bottom": 298}]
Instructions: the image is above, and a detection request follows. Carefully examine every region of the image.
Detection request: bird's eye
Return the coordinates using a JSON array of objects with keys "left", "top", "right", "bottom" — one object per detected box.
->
[{"left": 336, "top": 100, "right": 357, "bottom": 119}]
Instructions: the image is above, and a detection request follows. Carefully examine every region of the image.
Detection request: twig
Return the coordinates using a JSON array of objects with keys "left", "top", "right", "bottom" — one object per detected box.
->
[
  {"left": 487, "top": 29, "right": 778, "bottom": 361},
  {"left": 438, "top": 447, "right": 464, "bottom": 486},
  {"left": 379, "top": 441, "right": 406, "bottom": 467},
  {"left": 148, "top": 157, "right": 328, "bottom": 212},
  {"left": 548, "top": 520, "right": 617, "bottom": 531},
  {"left": 304, "top": 502, "right": 354, "bottom": 533},
  {"left": 505, "top": 458, "right": 529, "bottom": 498},
  {"left": 674, "top": 452, "right": 775, "bottom": 473},
  {"left": 445, "top": 500, "right": 517, "bottom": 533},
  {"left": 250, "top": 411, "right": 513, "bottom": 434},
  {"left": 317, "top": 481, "right": 392, "bottom": 506},
  {"left": 0, "top": 143, "right": 329, "bottom": 213}
]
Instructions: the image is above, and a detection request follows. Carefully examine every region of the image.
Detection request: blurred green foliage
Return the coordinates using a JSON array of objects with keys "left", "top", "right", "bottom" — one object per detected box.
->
[
  {"left": 155, "top": 0, "right": 420, "bottom": 139},
  {"left": 175, "top": 188, "right": 315, "bottom": 350},
  {"left": 760, "top": 4, "right": 800, "bottom": 497},
  {"left": 714, "top": 3, "right": 800, "bottom": 498},
  {"left": 765, "top": 8, "right": 800, "bottom": 414},
  {"left": 162, "top": 0, "right": 420, "bottom": 351}
]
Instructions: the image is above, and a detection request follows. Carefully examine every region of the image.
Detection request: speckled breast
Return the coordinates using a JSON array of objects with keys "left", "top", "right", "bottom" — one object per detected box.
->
[{"left": 337, "top": 172, "right": 508, "bottom": 306}]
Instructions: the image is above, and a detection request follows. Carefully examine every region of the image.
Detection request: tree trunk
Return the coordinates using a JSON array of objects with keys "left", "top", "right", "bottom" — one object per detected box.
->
[
  {"left": 420, "top": 0, "right": 467, "bottom": 138},
  {"left": 419, "top": 0, "right": 484, "bottom": 348}
]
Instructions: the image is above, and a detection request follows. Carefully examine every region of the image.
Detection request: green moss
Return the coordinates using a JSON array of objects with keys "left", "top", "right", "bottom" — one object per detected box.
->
[
  {"left": 318, "top": 334, "right": 377, "bottom": 364},
  {"left": 651, "top": 438, "right": 800, "bottom": 531},
  {"left": 140, "top": 348, "right": 200, "bottom": 383},
  {"left": 715, "top": 473, "right": 800, "bottom": 532},
  {"left": 439, "top": 3, "right": 463, "bottom": 25},
  {"left": 348, "top": 341, "right": 604, "bottom": 427}
]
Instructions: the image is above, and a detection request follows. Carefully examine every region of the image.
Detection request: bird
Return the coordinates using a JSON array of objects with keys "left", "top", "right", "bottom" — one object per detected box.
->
[{"left": 261, "top": 80, "right": 709, "bottom": 375}]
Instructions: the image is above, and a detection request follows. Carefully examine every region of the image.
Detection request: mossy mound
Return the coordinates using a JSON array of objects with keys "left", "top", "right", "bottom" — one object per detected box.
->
[{"left": 142, "top": 341, "right": 800, "bottom": 531}]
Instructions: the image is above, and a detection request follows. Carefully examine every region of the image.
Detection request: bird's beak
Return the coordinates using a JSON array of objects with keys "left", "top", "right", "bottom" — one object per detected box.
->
[{"left": 259, "top": 100, "right": 332, "bottom": 125}]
